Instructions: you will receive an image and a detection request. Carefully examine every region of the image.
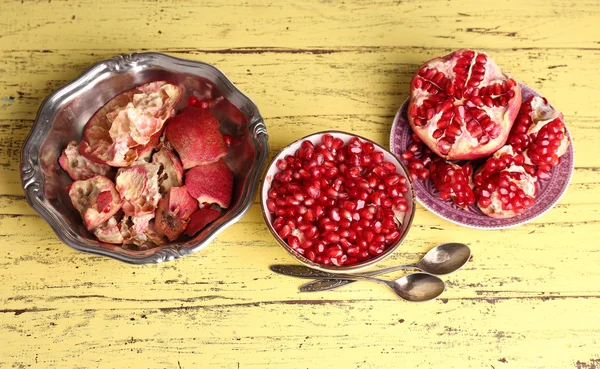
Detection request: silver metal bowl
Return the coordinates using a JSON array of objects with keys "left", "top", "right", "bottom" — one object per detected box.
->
[
  {"left": 260, "top": 131, "right": 416, "bottom": 273},
  {"left": 20, "top": 52, "right": 268, "bottom": 264}
]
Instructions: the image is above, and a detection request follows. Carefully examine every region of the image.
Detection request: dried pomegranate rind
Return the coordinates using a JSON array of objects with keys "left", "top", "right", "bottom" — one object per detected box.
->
[
  {"left": 185, "top": 160, "right": 233, "bottom": 209},
  {"left": 135, "top": 128, "right": 164, "bottom": 163},
  {"left": 184, "top": 208, "right": 222, "bottom": 236},
  {"left": 68, "top": 175, "right": 122, "bottom": 231},
  {"left": 59, "top": 141, "right": 113, "bottom": 181},
  {"left": 155, "top": 187, "right": 198, "bottom": 241},
  {"left": 408, "top": 49, "right": 522, "bottom": 160},
  {"left": 81, "top": 81, "right": 181, "bottom": 167},
  {"left": 152, "top": 146, "right": 184, "bottom": 195},
  {"left": 120, "top": 213, "right": 164, "bottom": 246},
  {"left": 94, "top": 217, "right": 124, "bottom": 244},
  {"left": 165, "top": 107, "right": 227, "bottom": 169},
  {"left": 115, "top": 163, "right": 161, "bottom": 216}
]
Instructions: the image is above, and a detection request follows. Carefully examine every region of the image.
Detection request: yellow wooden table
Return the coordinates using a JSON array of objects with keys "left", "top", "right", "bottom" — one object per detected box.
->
[{"left": 1, "top": 1, "right": 599, "bottom": 368}]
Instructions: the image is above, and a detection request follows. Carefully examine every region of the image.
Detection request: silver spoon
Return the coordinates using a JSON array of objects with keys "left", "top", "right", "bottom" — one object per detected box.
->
[
  {"left": 270, "top": 265, "right": 445, "bottom": 302},
  {"left": 299, "top": 242, "right": 471, "bottom": 292}
]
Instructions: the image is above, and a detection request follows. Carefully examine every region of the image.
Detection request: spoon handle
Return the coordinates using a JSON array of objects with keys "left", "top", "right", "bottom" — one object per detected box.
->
[
  {"left": 299, "top": 264, "right": 419, "bottom": 292},
  {"left": 270, "top": 264, "right": 391, "bottom": 285}
]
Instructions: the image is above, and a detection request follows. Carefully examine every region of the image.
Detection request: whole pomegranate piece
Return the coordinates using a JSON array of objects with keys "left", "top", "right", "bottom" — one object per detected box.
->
[
  {"left": 408, "top": 49, "right": 522, "bottom": 160},
  {"left": 507, "top": 96, "right": 570, "bottom": 180},
  {"left": 474, "top": 146, "right": 537, "bottom": 218}
]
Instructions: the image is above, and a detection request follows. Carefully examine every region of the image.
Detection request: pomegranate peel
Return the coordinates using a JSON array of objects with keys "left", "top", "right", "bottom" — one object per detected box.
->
[
  {"left": 94, "top": 217, "right": 124, "bottom": 244},
  {"left": 152, "top": 146, "right": 184, "bottom": 195},
  {"left": 115, "top": 163, "right": 161, "bottom": 216},
  {"left": 59, "top": 141, "right": 113, "bottom": 181},
  {"left": 408, "top": 49, "right": 522, "bottom": 160},
  {"left": 185, "top": 160, "right": 233, "bottom": 209},
  {"left": 165, "top": 107, "right": 227, "bottom": 169},
  {"left": 81, "top": 81, "right": 181, "bottom": 167},
  {"left": 135, "top": 128, "right": 164, "bottom": 163},
  {"left": 184, "top": 208, "right": 222, "bottom": 236},
  {"left": 120, "top": 213, "right": 164, "bottom": 246},
  {"left": 155, "top": 187, "right": 199, "bottom": 241},
  {"left": 68, "top": 175, "right": 122, "bottom": 231}
]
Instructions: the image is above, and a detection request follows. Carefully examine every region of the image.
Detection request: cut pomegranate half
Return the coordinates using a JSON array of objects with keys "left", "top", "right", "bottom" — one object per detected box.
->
[
  {"left": 508, "top": 95, "right": 570, "bottom": 180},
  {"left": 474, "top": 146, "right": 537, "bottom": 218},
  {"left": 408, "top": 49, "right": 522, "bottom": 160}
]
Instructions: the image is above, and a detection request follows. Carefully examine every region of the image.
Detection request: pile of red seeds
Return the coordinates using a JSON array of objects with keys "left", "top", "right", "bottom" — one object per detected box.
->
[{"left": 265, "top": 134, "right": 410, "bottom": 266}]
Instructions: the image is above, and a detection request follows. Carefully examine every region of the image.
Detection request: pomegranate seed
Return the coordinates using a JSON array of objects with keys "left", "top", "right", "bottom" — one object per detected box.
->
[
  {"left": 331, "top": 254, "right": 348, "bottom": 266},
  {"left": 368, "top": 243, "right": 385, "bottom": 256},
  {"left": 327, "top": 245, "right": 343, "bottom": 258},
  {"left": 305, "top": 226, "right": 317, "bottom": 238},
  {"left": 362, "top": 142, "right": 375, "bottom": 154},
  {"left": 278, "top": 225, "right": 291, "bottom": 239},
  {"left": 223, "top": 134, "right": 233, "bottom": 147},
  {"left": 187, "top": 96, "right": 198, "bottom": 106},
  {"left": 288, "top": 236, "right": 301, "bottom": 249},
  {"left": 393, "top": 198, "right": 409, "bottom": 212},
  {"left": 266, "top": 199, "right": 276, "bottom": 213}
]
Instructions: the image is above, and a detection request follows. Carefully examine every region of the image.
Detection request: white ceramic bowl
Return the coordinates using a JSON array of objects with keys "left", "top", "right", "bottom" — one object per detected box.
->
[{"left": 260, "top": 131, "right": 416, "bottom": 273}]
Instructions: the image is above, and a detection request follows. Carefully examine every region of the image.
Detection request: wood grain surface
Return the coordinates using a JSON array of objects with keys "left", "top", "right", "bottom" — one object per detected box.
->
[{"left": 1, "top": 1, "right": 599, "bottom": 368}]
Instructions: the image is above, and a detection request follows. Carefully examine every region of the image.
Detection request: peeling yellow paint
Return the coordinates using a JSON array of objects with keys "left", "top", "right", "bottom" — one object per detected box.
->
[{"left": 1, "top": 1, "right": 599, "bottom": 368}]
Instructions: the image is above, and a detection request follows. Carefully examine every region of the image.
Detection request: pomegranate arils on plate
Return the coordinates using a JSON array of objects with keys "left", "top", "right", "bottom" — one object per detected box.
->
[
  {"left": 267, "top": 135, "right": 409, "bottom": 266},
  {"left": 408, "top": 49, "right": 522, "bottom": 160},
  {"left": 429, "top": 160, "right": 475, "bottom": 208}
]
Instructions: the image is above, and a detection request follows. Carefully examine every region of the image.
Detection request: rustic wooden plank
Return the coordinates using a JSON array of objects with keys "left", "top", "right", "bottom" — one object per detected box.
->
[{"left": 1, "top": 0, "right": 599, "bottom": 368}]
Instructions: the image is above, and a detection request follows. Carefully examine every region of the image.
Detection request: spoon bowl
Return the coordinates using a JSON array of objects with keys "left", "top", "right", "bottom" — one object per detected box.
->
[
  {"left": 417, "top": 242, "right": 471, "bottom": 275},
  {"left": 392, "top": 273, "right": 445, "bottom": 302}
]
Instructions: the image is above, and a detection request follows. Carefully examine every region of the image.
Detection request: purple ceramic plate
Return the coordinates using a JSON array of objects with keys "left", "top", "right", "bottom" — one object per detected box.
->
[{"left": 390, "top": 83, "right": 574, "bottom": 229}]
